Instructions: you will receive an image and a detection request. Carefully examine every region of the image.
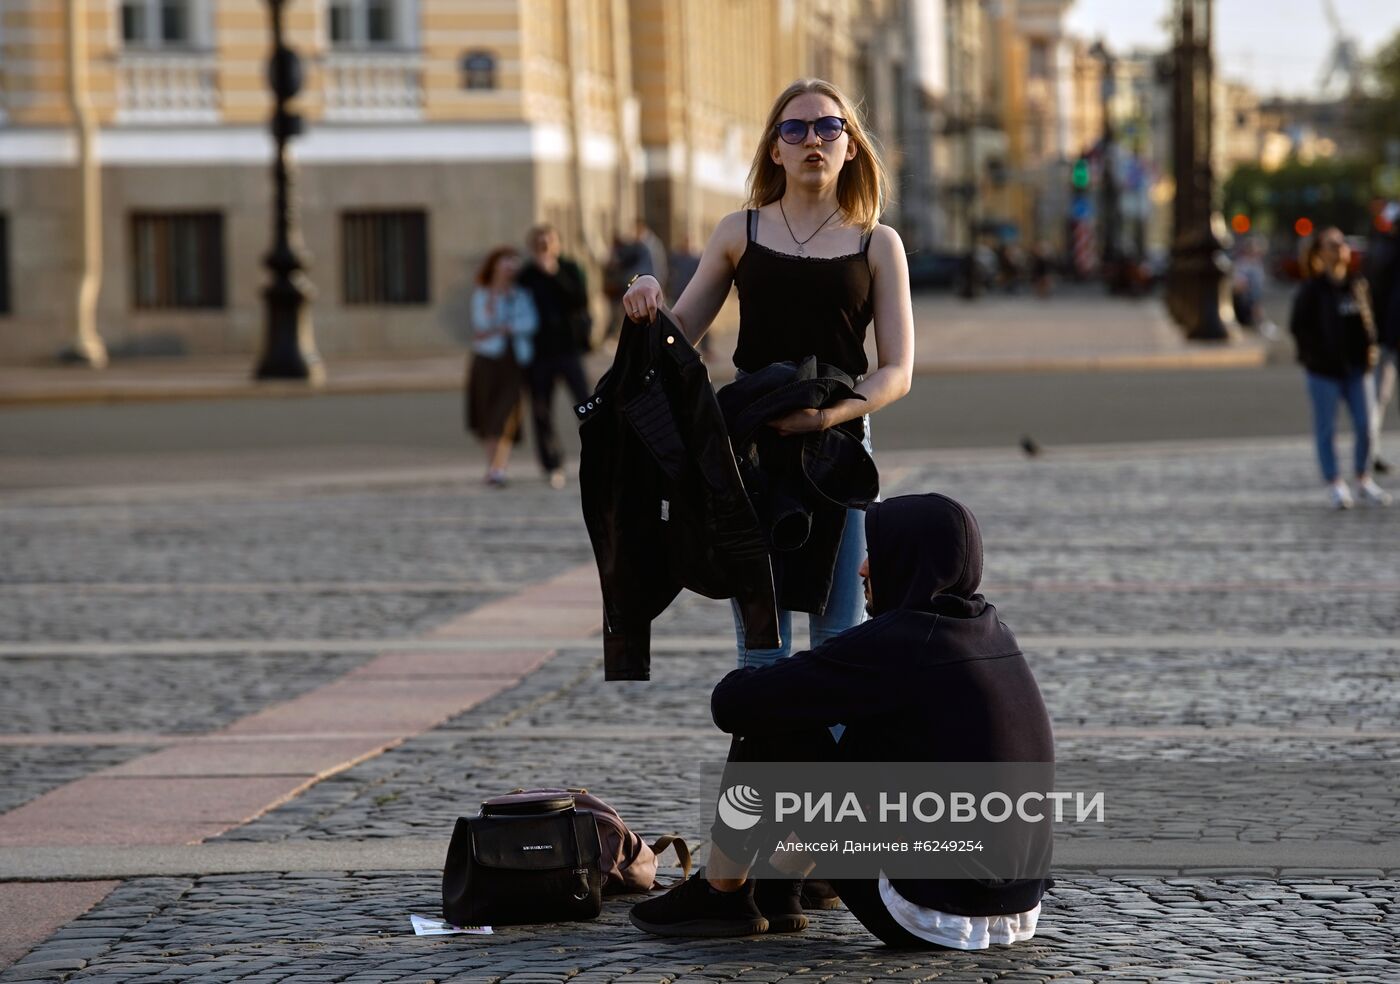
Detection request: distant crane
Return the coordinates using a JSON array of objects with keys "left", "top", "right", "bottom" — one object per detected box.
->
[{"left": 1318, "top": 0, "right": 1364, "bottom": 95}]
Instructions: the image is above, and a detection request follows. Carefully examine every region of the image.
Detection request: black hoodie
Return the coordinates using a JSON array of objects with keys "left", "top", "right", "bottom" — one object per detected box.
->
[
  {"left": 1289, "top": 274, "right": 1377, "bottom": 378},
  {"left": 711, "top": 493, "right": 1054, "bottom": 917}
]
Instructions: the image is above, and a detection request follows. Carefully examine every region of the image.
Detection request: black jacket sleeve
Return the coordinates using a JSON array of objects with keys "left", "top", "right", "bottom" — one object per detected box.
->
[
  {"left": 711, "top": 622, "right": 901, "bottom": 736},
  {"left": 1289, "top": 281, "right": 1320, "bottom": 371},
  {"left": 557, "top": 259, "right": 589, "bottom": 310}
]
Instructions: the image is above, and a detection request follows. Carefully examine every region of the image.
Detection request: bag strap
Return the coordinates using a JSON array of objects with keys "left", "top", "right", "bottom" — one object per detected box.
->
[
  {"left": 567, "top": 808, "right": 593, "bottom": 902},
  {"left": 647, "top": 834, "right": 692, "bottom": 888}
]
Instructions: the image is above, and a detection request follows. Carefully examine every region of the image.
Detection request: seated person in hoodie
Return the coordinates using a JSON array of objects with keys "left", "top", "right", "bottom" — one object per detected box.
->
[{"left": 630, "top": 493, "right": 1054, "bottom": 947}]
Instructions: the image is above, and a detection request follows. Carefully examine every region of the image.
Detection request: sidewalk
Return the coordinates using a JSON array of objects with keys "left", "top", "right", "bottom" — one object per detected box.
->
[
  {"left": 2, "top": 437, "right": 1397, "bottom": 981},
  {"left": 0, "top": 290, "right": 1267, "bottom": 407}
]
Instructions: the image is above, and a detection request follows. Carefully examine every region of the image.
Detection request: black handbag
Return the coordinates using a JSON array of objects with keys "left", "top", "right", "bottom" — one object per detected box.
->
[{"left": 442, "top": 792, "right": 603, "bottom": 926}]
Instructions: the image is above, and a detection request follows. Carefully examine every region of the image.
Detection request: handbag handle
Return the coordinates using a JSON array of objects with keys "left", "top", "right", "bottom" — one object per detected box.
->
[
  {"left": 647, "top": 834, "right": 693, "bottom": 887},
  {"left": 567, "top": 806, "right": 593, "bottom": 901}
]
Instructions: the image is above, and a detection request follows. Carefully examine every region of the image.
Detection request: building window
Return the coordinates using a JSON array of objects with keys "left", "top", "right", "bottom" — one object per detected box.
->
[
  {"left": 0, "top": 214, "right": 9, "bottom": 315},
  {"left": 462, "top": 50, "right": 496, "bottom": 90},
  {"left": 342, "top": 210, "right": 429, "bottom": 305},
  {"left": 130, "top": 212, "right": 225, "bottom": 310},
  {"left": 121, "top": 0, "right": 201, "bottom": 47},
  {"left": 1029, "top": 40, "right": 1050, "bottom": 79},
  {"left": 328, "top": 0, "right": 414, "bottom": 47}
]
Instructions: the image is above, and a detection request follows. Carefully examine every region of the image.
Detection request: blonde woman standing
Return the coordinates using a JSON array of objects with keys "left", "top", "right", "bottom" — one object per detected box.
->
[
  {"left": 622, "top": 79, "right": 914, "bottom": 938},
  {"left": 622, "top": 78, "right": 915, "bottom": 668}
]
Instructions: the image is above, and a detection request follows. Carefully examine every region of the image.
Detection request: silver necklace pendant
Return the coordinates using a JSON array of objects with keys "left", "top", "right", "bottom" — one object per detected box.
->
[{"left": 796, "top": 243, "right": 806, "bottom": 257}]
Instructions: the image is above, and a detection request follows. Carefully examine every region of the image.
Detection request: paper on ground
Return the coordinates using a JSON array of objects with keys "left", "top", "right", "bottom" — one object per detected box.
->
[{"left": 411, "top": 914, "right": 493, "bottom": 936}]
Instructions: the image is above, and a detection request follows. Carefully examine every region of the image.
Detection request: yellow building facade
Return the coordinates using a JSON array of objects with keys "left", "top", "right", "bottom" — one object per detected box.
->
[{"left": 0, "top": 0, "right": 895, "bottom": 363}]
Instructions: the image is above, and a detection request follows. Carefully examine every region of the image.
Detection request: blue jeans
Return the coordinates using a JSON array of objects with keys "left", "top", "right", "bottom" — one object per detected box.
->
[{"left": 1305, "top": 370, "right": 1374, "bottom": 482}]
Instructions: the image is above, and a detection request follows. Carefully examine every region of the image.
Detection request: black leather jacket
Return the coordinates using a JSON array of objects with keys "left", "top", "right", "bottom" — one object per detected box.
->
[
  {"left": 577, "top": 313, "right": 780, "bottom": 681},
  {"left": 717, "top": 358, "right": 880, "bottom": 613}
]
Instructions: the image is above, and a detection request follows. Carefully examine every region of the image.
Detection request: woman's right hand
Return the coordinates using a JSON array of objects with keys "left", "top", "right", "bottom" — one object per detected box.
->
[{"left": 622, "top": 275, "right": 662, "bottom": 324}]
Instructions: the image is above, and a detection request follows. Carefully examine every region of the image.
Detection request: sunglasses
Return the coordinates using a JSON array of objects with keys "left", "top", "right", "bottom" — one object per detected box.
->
[{"left": 774, "top": 116, "right": 847, "bottom": 145}]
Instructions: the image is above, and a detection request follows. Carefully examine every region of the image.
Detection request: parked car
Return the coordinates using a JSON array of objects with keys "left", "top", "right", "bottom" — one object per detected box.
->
[{"left": 907, "top": 251, "right": 973, "bottom": 289}]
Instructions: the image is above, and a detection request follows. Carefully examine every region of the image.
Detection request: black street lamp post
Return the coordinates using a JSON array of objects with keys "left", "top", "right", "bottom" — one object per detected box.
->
[
  {"left": 1089, "top": 41, "right": 1124, "bottom": 290},
  {"left": 955, "top": 0, "right": 982, "bottom": 301},
  {"left": 1165, "top": 0, "right": 1230, "bottom": 341},
  {"left": 255, "top": 0, "right": 322, "bottom": 381}
]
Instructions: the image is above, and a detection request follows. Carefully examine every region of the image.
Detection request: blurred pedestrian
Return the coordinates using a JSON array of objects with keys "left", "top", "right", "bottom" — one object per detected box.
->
[
  {"left": 1232, "top": 237, "right": 1267, "bottom": 330},
  {"left": 1030, "top": 243, "right": 1054, "bottom": 298},
  {"left": 668, "top": 233, "right": 705, "bottom": 354},
  {"left": 467, "top": 247, "right": 536, "bottom": 487},
  {"left": 602, "top": 228, "right": 654, "bottom": 344},
  {"left": 994, "top": 242, "right": 1022, "bottom": 294},
  {"left": 1365, "top": 202, "right": 1400, "bottom": 474},
  {"left": 1289, "top": 227, "right": 1390, "bottom": 509},
  {"left": 635, "top": 218, "right": 669, "bottom": 298},
  {"left": 517, "top": 223, "right": 592, "bottom": 489}
]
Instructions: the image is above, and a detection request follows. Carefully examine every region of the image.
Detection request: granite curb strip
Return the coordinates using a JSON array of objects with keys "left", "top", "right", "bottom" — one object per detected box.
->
[
  {"left": 0, "top": 341, "right": 1268, "bottom": 407},
  {"left": 4, "top": 632, "right": 1397, "bottom": 658},
  {"left": 2, "top": 841, "right": 1395, "bottom": 882},
  {"left": 12, "top": 723, "right": 1400, "bottom": 749},
  {"left": 0, "top": 882, "right": 120, "bottom": 968},
  {"left": 0, "top": 563, "right": 602, "bottom": 849}
]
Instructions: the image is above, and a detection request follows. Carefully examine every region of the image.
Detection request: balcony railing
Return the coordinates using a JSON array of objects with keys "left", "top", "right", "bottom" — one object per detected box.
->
[
  {"left": 116, "top": 51, "right": 220, "bottom": 124},
  {"left": 321, "top": 51, "right": 424, "bottom": 122}
]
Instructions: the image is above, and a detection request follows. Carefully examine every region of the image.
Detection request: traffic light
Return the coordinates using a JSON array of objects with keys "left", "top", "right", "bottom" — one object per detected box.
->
[{"left": 1071, "top": 158, "right": 1091, "bottom": 190}]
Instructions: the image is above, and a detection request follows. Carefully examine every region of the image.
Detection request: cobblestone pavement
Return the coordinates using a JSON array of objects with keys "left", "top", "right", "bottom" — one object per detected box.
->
[
  {"left": 4, "top": 440, "right": 1400, "bottom": 982},
  {"left": 4, "top": 871, "right": 1396, "bottom": 984},
  {"left": 0, "top": 653, "right": 373, "bottom": 735}
]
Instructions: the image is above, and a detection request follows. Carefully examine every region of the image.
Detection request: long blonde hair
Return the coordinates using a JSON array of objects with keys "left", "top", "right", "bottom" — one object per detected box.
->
[{"left": 745, "top": 79, "right": 891, "bottom": 235}]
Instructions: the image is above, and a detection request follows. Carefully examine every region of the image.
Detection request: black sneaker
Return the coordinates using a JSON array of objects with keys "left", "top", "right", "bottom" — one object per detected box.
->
[
  {"left": 753, "top": 876, "right": 808, "bottom": 933},
  {"left": 629, "top": 870, "right": 769, "bottom": 938},
  {"left": 800, "top": 878, "right": 842, "bottom": 910}
]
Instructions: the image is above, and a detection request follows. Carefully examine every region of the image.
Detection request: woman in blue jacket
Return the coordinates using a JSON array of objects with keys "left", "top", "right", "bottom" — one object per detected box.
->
[{"left": 467, "top": 247, "right": 537, "bottom": 487}]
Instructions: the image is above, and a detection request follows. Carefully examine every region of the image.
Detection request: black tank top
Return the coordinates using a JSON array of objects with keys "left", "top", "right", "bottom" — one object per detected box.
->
[{"left": 732, "top": 208, "right": 875, "bottom": 376}]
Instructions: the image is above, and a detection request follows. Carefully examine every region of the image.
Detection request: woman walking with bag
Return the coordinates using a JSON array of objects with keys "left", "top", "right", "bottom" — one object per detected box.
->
[
  {"left": 1290, "top": 227, "right": 1390, "bottom": 509},
  {"left": 621, "top": 77, "right": 914, "bottom": 663},
  {"left": 467, "top": 247, "right": 537, "bottom": 487}
]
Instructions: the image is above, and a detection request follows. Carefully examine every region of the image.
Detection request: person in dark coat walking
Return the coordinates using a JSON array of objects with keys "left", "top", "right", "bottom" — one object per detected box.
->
[
  {"left": 1366, "top": 203, "right": 1400, "bottom": 473},
  {"left": 1290, "top": 227, "right": 1390, "bottom": 509},
  {"left": 516, "top": 224, "right": 592, "bottom": 489}
]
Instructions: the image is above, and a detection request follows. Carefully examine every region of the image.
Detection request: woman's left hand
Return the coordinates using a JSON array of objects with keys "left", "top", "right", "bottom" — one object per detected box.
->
[{"left": 766, "top": 408, "right": 827, "bottom": 437}]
